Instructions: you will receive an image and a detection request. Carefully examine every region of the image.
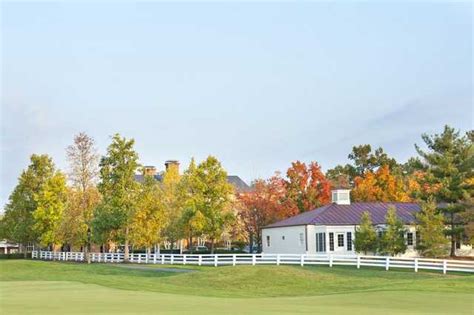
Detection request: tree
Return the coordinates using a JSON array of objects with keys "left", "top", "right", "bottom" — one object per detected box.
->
[
  {"left": 162, "top": 159, "right": 183, "bottom": 252},
  {"left": 415, "top": 200, "right": 448, "bottom": 257},
  {"left": 354, "top": 211, "right": 377, "bottom": 254},
  {"left": 32, "top": 171, "right": 68, "bottom": 249},
  {"left": 178, "top": 159, "right": 206, "bottom": 252},
  {"left": 415, "top": 125, "right": 474, "bottom": 256},
  {"left": 93, "top": 134, "right": 140, "bottom": 261},
  {"left": 238, "top": 175, "right": 298, "bottom": 252},
  {"left": 285, "top": 161, "right": 331, "bottom": 213},
  {"left": 65, "top": 132, "right": 100, "bottom": 262},
  {"left": 352, "top": 165, "right": 411, "bottom": 202},
  {"left": 378, "top": 206, "right": 407, "bottom": 256},
  {"left": 193, "top": 156, "right": 234, "bottom": 253},
  {"left": 0, "top": 154, "right": 55, "bottom": 253},
  {"left": 130, "top": 175, "right": 167, "bottom": 255}
]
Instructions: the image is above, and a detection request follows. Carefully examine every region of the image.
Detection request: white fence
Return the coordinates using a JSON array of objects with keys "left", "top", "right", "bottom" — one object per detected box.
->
[{"left": 31, "top": 251, "right": 474, "bottom": 274}]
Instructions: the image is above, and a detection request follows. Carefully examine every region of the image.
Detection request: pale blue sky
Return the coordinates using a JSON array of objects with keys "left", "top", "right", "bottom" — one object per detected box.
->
[{"left": 1, "top": 2, "right": 472, "bottom": 208}]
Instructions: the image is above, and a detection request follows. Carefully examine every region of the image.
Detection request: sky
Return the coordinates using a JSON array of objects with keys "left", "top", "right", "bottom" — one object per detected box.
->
[{"left": 1, "top": 2, "right": 472, "bottom": 209}]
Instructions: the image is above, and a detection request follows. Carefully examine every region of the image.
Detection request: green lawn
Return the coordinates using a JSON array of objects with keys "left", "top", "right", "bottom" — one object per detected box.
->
[{"left": 1, "top": 260, "right": 473, "bottom": 314}]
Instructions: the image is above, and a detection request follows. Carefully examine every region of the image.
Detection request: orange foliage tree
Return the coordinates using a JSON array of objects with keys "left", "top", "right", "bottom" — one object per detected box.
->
[
  {"left": 285, "top": 161, "right": 332, "bottom": 212},
  {"left": 237, "top": 174, "right": 298, "bottom": 251},
  {"left": 352, "top": 165, "right": 411, "bottom": 202}
]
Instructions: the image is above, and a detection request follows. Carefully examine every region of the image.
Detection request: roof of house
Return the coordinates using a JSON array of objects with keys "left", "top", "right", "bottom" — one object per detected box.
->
[
  {"left": 264, "top": 202, "right": 421, "bottom": 228},
  {"left": 134, "top": 174, "right": 251, "bottom": 192}
]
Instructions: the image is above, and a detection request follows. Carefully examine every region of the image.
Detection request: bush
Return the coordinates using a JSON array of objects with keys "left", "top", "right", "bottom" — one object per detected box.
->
[{"left": 0, "top": 252, "right": 31, "bottom": 259}]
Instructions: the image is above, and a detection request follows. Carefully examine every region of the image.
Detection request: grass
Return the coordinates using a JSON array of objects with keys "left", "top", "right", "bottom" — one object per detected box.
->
[{"left": 1, "top": 260, "right": 473, "bottom": 314}]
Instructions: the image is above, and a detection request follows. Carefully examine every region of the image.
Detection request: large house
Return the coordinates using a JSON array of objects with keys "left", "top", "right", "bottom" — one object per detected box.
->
[
  {"left": 135, "top": 160, "right": 251, "bottom": 193},
  {"left": 262, "top": 188, "right": 473, "bottom": 257}
]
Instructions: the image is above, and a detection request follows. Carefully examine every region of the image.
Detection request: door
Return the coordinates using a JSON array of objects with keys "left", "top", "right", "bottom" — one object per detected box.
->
[{"left": 335, "top": 233, "right": 345, "bottom": 253}]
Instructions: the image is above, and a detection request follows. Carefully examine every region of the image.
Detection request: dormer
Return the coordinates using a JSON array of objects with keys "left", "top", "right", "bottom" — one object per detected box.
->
[{"left": 331, "top": 188, "right": 351, "bottom": 205}]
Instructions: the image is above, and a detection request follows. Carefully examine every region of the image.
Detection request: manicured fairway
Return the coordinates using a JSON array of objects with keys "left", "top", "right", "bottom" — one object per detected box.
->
[{"left": 1, "top": 260, "right": 473, "bottom": 314}]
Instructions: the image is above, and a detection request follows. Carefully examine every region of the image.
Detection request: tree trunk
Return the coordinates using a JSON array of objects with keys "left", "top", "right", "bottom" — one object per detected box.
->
[
  {"left": 124, "top": 227, "right": 130, "bottom": 262},
  {"left": 249, "top": 233, "right": 254, "bottom": 253},
  {"left": 210, "top": 238, "right": 215, "bottom": 254},
  {"left": 188, "top": 235, "right": 193, "bottom": 253},
  {"left": 450, "top": 213, "right": 456, "bottom": 257}
]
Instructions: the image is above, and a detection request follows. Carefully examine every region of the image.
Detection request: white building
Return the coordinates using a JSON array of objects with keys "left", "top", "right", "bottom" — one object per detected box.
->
[{"left": 262, "top": 189, "right": 472, "bottom": 257}]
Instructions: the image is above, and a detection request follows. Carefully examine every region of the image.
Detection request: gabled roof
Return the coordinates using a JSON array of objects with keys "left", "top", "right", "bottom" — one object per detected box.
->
[
  {"left": 227, "top": 175, "right": 251, "bottom": 192},
  {"left": 134, "top": 174, "right": 250, "bottom": 192},
  {"left": 264, "top": 202, "right": 421, "bottom": 228}
]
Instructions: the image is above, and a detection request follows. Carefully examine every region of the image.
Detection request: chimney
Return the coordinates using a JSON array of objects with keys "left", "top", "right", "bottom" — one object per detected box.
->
[
  {"left": 165, "top": 160, "right": 180, "bottom": 173},
  {"left": 331, "top": 188, "right": 351, "bottom": 205},
  {"left": 143, "top": 166, "right": 157, "bottom": 176}
]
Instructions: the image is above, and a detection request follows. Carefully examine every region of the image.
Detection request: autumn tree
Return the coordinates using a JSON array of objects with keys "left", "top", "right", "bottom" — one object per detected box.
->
[
  {"left": 415, "top": 126, "right": 474, "bottom": 256},
  {"left": 63, "top": 132, "right": 100, "bottom": 261},
  {"left": 285, "top": 161, "right": 331, "bottom": 213},
  {"left": 93, "top": 134, "right": 140, "bottom": 261},
  {"left": 33, "top": 171, "right": 68, "bottom": 249},
  {"left": 238, "top": 174, "right": 298, "bottom": 252},
  {"left": 415, "top": 200, "right": 448, "bottom": 257},
  {"left": 378, "top": 206, "right": 407, "bottom": 256},
  {"left": 327, "top": 145, "right": 399, "bottom": 183},
  {"left": 130, "top": 175, "right": 167, "bottom": 255},
  {"left": 0, "top": 155, "right": 55, "bottom": 254},
  {"left": 352, "top": 165, "right": 411, "bottom": 202},
  {"left": 162, "top": 161, "right": 183, "bottom": 252},
  {"left": 354, "top": 211, "right": 377, "bottom": 254}
]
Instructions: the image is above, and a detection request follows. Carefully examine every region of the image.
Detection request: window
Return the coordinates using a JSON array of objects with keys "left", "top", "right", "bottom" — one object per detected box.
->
[
  {"left": 337, "top": 234, "right": 344, "bottom": 247},
  {"left": 299, "top": 233, "right": 304, "bottom": 246},
  {"left": 406, "top": 232, "right": 413, "bottom": 246},
  {"left": 316, "top": 233, "right": 326, "bottom": 252},
  {"left": 347, "top": 232, "right": 352, "bottom": 251},
  {"left": 266, "top": 235, "right": 270, "bottom": 247},
  {"left": 329, "top": 233, "right": 334, "bottom": 251},
  {"left": 456, "top": 241, "right": 461, "bottom": 249},
  {"left": 332, "top": 192, "right": 338, "bottom": 203},
  {"left": 282, "top": 235, "right": 285, "bottom": 241},
  {"left": 416, "top": 231, "right": 420, "bottom": 246},
  {"left": 377, "top": 230, "right": 384, "bottom": 239}
]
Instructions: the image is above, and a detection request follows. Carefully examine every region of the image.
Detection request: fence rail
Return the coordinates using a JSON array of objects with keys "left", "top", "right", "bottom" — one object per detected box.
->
[{"left": 31, "top": 251, "right": 474, "bottom": 274}]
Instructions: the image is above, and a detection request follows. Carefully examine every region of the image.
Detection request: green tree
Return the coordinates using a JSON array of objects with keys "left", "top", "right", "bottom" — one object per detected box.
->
[
  {"left": 415, "top": 200, "right": 448, "bottom": 257},
  {"left": 0, "top": 154, "right": 55, "bottom": 253},
  {"left": 93, "top": 134, "right": 140, "bottom": 261},
  {"left": 354, "top": 211, "right": 377, "bottom": 254},
  {"left": 130, "top": 175, "right": 167, "bottom": 255},
  {"left": 32, "top": 171, "right": 68, "bottom": 249},
  {"left": 415, "top": 125, "right": 474, "bottom": 256},
  {"left": 378, "top": 206, "right": 407, "bottom": 256},
  {"left": 193, "top": 156, "right": 234, "bottom": 253},
  {"left": 178, "top": 159, "right": 206, "bottom": 252}
]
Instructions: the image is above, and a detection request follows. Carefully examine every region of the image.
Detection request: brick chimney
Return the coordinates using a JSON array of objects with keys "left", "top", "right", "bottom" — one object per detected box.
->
[
  {"left": 165, "top": 160, "right": 180, "bottom": 173},
  {"left": 143, "top": 166, "right": 157, "bottom": 176}
]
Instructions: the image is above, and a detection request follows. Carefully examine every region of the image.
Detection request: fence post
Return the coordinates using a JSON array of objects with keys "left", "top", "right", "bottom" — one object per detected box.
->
[
  {"left": 300, "top": 254, "right": 304, "bottom": 267},
  {"left": 443, "top": 260, "right": 447, "bottom": 275},
  {"left": 198, "top": 255, "right": 202, "bottom": 266},
  {"left": 385, "top": 257, "right": 390, "bottom": 271},
  {"left": 276, "top": 254, "right": 280, "bottom": 266},
  {"left": 329, "top": 255, "right": 333, "bottom": 267},
  {"left": 138, "top": 254, "right": 141, "bottom": 264},
  {"left": 183, "top": 255, "right": 187, "bottom": 265},
  {"left": 252, "top": 254, "right": 256, "bottom": 266},
  {"left": 232, "top": 254, "right": 236, "bottom": 266},
  {"left": 171, "top": 254, "right": 174, "bottom": 265},
  {"left": 214, "top": 255, "right": 218, "bottom": 267},
  {"left": 357, "top": 256, "right": 360, "bottom": 269},
  {"left": 161, "top": 254, "right": 165, "bottom": 265},
  {"left": 153, "top": 253, "right": 156, "bottom": 264},
  {"left": 414, "top": 258, "right": 418, "bottom": 272}
]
